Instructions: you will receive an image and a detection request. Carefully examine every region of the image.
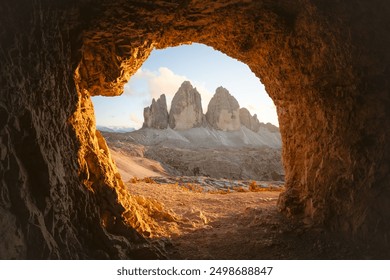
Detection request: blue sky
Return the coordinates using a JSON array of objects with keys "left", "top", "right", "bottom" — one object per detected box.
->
[{"left": 92, "top": 43, "right": 278, "bottom": 129}]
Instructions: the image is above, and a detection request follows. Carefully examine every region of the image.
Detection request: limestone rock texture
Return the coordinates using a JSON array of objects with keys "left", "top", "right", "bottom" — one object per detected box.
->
[
  {"left": 143, "top": 94, "right": 169, "bottom": 129},
  {"left": 239, "top": 108, "right": 261, "bottom": 132},
  {"left": 1, "top": 0, "right": 390, "bottom": 258},
  {"left": 259, "top": 122, "right": 280, "bottom": 134},
  {"left": 169, "top": 81, "right": 204, "bottom": 130},
  {"left": 206, "top": 87, "right": 241, "bottom": 131}
]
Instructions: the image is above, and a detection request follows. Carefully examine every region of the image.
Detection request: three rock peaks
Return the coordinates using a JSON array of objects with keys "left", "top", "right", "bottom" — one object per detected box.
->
[{"left": 143, "top": 81, "right": 270, "bottom": 132}]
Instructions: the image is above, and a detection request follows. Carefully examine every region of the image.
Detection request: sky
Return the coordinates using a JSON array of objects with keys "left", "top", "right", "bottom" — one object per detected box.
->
[{"left": 92, "top": 43, "right": 278, "bottom": 129}]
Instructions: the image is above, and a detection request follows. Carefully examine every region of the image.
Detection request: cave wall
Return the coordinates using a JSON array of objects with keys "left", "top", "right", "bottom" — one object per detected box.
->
[
  {"left": 0, "top": 0, "right": 162, "bottom": 259},
  {"left": 1, "top": 0, "right": 389, "bottom": 258}
]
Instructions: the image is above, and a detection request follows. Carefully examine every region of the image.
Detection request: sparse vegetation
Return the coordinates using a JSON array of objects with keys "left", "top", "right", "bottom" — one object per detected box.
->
[
  {"left": 129, "top": 176, "right": 156, "bottom": 184},
  {"left": 143, "top": 177, "right": 156, "bottom": 184},
  {"left": 129, "top": 176, "right": 140, "bottom": 183},
  {"left": 233, "top": 186, "right": 248, "bottom": 192},
  {"left": 249, "top": 180, "right": 261, "bottom": 192},
  {"left": 130, "top": 176, "right": 284, "bottom": 194},
  {"left": 207, "top": 188, "right": 231, "bottom": 194},
  {"left": 249, "top": 181, "right": 284, "bottom": 192},
  {"left": 180, "top": 183, "right": 204, "bottom": 193}
]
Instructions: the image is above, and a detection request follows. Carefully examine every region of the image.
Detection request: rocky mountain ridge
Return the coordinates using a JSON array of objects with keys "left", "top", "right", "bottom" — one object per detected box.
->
[
  {"left": 169, "top": 81, "right": 205, "bottom": 130},
  {"left": 143, "top": 81, "right": 278, "bottom": 133}
]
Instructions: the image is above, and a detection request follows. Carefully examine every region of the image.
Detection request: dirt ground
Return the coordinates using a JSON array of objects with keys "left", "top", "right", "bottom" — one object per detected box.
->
[{"left": 126, "top": 181, "right": 382, "bottom": 259}]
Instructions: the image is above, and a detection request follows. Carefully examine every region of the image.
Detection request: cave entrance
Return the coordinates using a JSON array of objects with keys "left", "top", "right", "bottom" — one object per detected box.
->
[
  {"left": 91, "top": 43, "right": 283, "bottom": 183},
  {"left": 72, "top": 0, "right": 390, "bottom": 259},
  {"left": 2, "top": 0, "right": 388, "bottom": 260},
  {"left": 91, "top": 44, "right": 287, "bottom": 259},
  {"left": 92, "top": 43, "right": 278, "bottom": 131}
]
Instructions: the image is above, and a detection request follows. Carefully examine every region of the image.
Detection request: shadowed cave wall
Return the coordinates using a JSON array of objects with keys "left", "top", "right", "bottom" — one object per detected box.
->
[{"left": 1, "top": 0, "right": 389, "bottom": 258}]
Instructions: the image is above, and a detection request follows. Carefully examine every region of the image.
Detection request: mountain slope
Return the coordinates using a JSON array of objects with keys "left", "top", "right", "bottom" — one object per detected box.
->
[
  {"left": 102, "top": 127, "right": 284, "bottom": 181},
  {"left": 119, "top": 126, "right": 281, "bottom": 149}
]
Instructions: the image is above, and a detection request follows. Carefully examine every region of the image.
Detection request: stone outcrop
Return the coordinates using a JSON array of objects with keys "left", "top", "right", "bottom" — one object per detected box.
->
[
  {"left": 1, "top": 0, "right": 390, "bottom": 259},
  {"left": 239, "top": 108, "right": 261, "bottom": 132},
  {"left": 168, "top": 81, "right": 204, "bottom": 130},
  {"left": 143, "top": 94, "right": 169, "bottom": 129},
  {"left": 206, "top": 87, "right": 241, "bottom": 131},
  {"left": 259, "top": 122, "right": 279, "bottom": 133},
  {"left": 144, "top": 82, "right": 271, "bottom": 134}
]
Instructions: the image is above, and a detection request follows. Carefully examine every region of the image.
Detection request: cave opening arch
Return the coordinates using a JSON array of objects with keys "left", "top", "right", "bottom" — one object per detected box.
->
[
  {"left": 75, "top": 0, "right": 390, "bottom": 252},
  {"left": 91, "top": 42, "right": 284, "bottom": 183},
  {"left": 1, "top": 0, "right": 389, "bottom": 259},
  {"left": 76, "top": 0, "right": 346, "bottom": 232}
]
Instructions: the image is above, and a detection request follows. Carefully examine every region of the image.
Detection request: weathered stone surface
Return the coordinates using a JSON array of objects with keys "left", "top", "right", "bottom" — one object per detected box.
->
[
  {"left": 1, "top": 0, "right": 390, "bottom": 259},
  {"left": 169, "top": 81, "right": 204, "bottom": 130},
  {"left": 143, "top": 94, "right": 169, "bottom": 129},
  {"left": 259, "top": 122, "right": 279, "bottom": 133},
  {"left": 239, "top": 108, "right": 261, "bottom": 132},
  {"left": 206, "top": 87, "right": 241, "bottom": 131}
]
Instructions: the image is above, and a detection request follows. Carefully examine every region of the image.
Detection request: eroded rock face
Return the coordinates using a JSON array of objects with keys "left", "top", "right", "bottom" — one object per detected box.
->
[
  {"left": 1, "top": 0, "right": 390, "bottom": 259},
  {"left": 206, "top": 87, "right": 241, "bottom": 131},
  {"left": 259, "top": 122, "right": 279, "bottom": 133},
  {"left": 143, "top": 94, "right": 169, "bottom": 129},
  {"left": 169, "top": 81, "right": 204, "bottom": 130},
  {"left": 239, "top": 108, "right": 261, "bottom": 132}
]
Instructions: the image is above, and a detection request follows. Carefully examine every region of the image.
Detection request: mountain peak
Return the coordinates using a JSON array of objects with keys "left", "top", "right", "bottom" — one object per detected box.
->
[
  {"left": 142, "top": 94, "right": 169, "bottom": 129},
  {"left": 169, "top": 81, "right": 204, "bottom": 130},
  {"left": 239, "top": 107, "right": 261, "bottom": 132},
  {"left": 206, "top": 87, "right": 240, "bottom": 131},
  {"left": 179, "top": 80, "right": 194, "bottom": 90},
  {"left": 141, "top": 83, "right": 278, "bottom": 134},
  {"left": 215, "top": 86, "right": 230, "bottom": 95}
]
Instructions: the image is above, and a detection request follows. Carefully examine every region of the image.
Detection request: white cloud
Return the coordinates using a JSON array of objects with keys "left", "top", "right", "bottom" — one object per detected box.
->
[
  {"left": 126, "top": 67, "right": 187, "bottom": 100},
  {"left": 149, "top": 67, "right": 188, "bottom": 100},
  {"left": 247, "top": 103, "right": 279, "bottom": 126},
  {"left": 129, "top": 113, "right": 143, "bottom": 127},
  {"left": 125, "top": 67, "right": 214, "bottom": 112}
]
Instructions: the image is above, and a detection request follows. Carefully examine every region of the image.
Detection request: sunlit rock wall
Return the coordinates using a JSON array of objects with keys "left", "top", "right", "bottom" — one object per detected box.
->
[{"left": 0, "top": 0, "right": 162, "bottom": 259}]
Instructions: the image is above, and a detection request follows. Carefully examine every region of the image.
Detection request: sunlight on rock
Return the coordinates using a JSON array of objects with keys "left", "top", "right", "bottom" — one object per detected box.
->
[{"left": 1, "top": 0, "right": 389, "bottom": 259}]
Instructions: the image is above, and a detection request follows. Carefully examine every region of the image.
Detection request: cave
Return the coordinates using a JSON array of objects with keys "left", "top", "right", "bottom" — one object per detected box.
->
[{"left": 1, "top": 0, "right": 389, "bottom": 259}]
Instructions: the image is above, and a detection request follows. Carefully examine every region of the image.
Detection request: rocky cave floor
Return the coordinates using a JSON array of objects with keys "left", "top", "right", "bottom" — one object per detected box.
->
[{"left": 126, "top": 179, "right": 386, "bottom": 259}]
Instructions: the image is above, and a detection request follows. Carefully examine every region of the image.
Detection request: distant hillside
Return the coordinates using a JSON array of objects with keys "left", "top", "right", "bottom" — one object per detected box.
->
[
  {"left": 118, "top": 126, "right": 281, "bottom": 149},
  {"left": 96, "top": 125, "right": 135, "bottom": 133}
]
